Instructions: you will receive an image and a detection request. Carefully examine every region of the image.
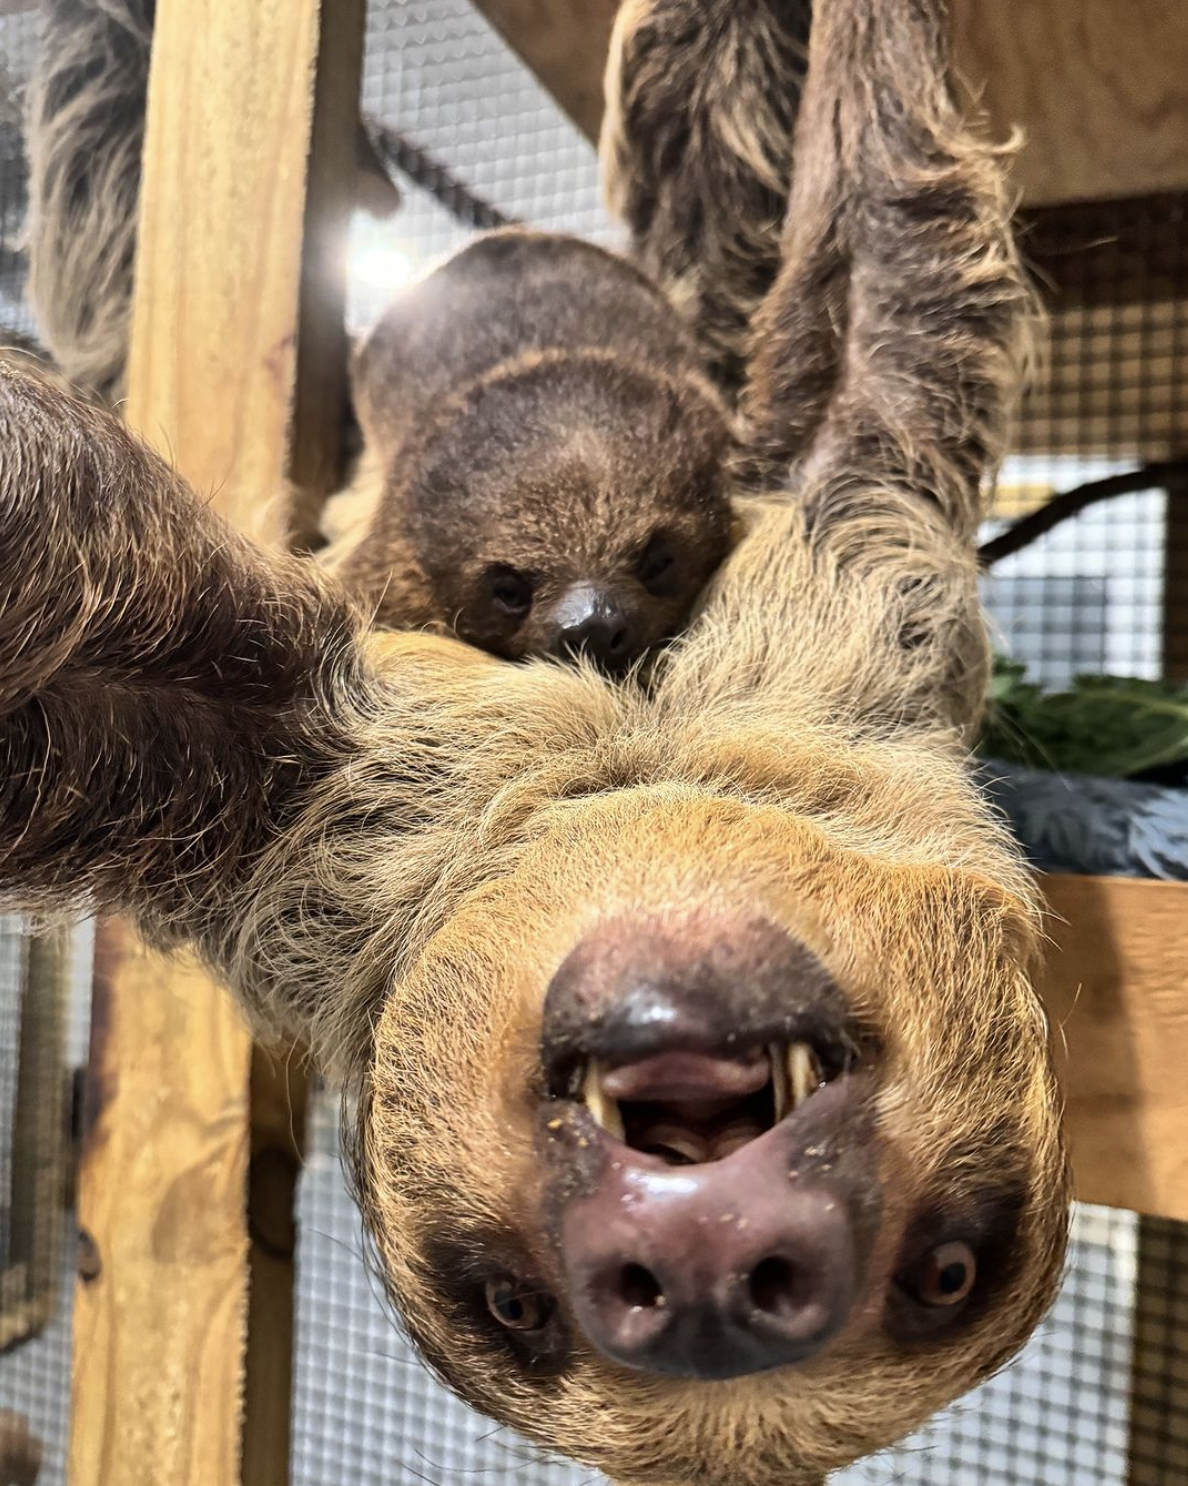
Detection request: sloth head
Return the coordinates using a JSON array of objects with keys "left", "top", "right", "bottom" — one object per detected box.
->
[{"left": 400, "top": 353, "right": 735, "bottom": 671}]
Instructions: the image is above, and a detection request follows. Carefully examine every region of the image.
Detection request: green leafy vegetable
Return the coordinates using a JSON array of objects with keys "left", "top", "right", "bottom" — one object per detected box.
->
[{"left": 980, "top": 657, "right": 1188, "bottom": 779}]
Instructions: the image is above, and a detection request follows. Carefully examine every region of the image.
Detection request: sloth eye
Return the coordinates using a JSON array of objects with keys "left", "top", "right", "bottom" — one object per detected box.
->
[
  {"left": 485, "top": 565, "right": 534, "bottom": 617},
  {"left": 636, "top": 533, "right": 676, "bottom": 593},
  {"left": 484, "top": 1276, "right": 555, "bottom": 1332},
  {"left": 898, "top": 1240, "right": 978, "bottom": 1307}
]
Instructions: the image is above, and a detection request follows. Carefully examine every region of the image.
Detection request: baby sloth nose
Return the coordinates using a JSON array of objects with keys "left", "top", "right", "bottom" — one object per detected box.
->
[
  {"left": 550, "top": 583, "right": 632, "bottom": 669},
  {"left": 562, "top": 1142, "right": 858, "bottom": 1378}
]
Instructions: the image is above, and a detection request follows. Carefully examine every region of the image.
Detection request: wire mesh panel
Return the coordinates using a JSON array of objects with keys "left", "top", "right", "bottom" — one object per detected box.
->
[
  {"left": 0, "top": 9, "right": 36, "bottom": 335},
  {"left": 1128, "top": 1218, "right": 1188, "bottom": 1485},
  {"left": 982, "top": 194, "right": 1188, "bottom": 686},
  {"left": 347, "top": 0, "right": 613, "bottom": 334},
  {"left": 0, "top": 917, "right": 91, "bottom": 1486},
  {"left": 0, "top": 22, "right": 85, "bottom": 1486}
]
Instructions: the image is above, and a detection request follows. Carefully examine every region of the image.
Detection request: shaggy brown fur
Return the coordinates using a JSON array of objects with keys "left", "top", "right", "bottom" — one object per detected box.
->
[
  {"left": 601, "top": 0, "right": 811, "bottom": 400},
  {"left": 22, "top": 0, "right": 398, "bottom": 401},
  {"left": 23, "top": 0, "right": 153, "bottom": 400},
  {"left": 324, "top": 227, "right": 734, "bottom": 664},
  {"left": 0, "top": 1, "right": 1070, "bottom": 1484}
]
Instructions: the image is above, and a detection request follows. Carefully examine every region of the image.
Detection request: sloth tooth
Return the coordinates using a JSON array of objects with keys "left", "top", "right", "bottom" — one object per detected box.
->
[
  {"left": 787, "top": 1042, "right": 824, "bottom": 1109},
  {"left": 583, "top": 1060, "right": 625, "bottom": 1140},
  {"left": 769, "top": 1043, "right": 790, "bottom": 1122}
]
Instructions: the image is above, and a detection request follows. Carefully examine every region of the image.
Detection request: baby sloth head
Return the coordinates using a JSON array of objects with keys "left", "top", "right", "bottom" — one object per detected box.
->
[
  {"left": 402, "top": 352, "right": 735, "bottom": 671},
  {"left": 342, "top": 227, "right": 737, "bottom": 672}
]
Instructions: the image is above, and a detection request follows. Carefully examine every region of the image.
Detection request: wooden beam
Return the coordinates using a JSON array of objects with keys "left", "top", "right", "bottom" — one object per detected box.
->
[
  {"left": 952, "top": 0, "right": 1188, "bottom": 208},
  {"left": 3, "top": 931, "right": 69, "bottom": 1349},
  {"left": 469, "top": 0, "right": 618, "bottom": 144},
  {"left": 67, "top": 3, "right": 364, "bottom": 1485},
  {"left": 242, "top": 1050, "right": 311, "bottom": 1486},
  {"left": 1042, "top": 874, "right": 1188, "bottom": 1223},
  {"left": 477, "top": 0, "right": 1188, "bottom": 207}
]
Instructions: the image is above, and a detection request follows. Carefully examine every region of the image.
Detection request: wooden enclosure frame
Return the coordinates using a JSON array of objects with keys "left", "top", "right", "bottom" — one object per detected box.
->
[
  {"left": 67, "top": 2, "right": 364, "bottom": 1482},
  {"left": 10, "top": 1, "right": 1179, "bottom": 1483}
]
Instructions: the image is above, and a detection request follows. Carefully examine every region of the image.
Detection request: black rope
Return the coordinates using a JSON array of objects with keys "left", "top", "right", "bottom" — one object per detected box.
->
[
  {"left": 979, "top": 459, "right": 1188, "bottom": 566},
  {"left": 363, "top": 116, "right": 520, "bottom": 233}
]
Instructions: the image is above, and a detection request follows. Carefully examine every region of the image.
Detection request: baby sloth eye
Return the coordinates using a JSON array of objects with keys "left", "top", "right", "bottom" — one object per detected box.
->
[
  {"left": 484, "top": 1276, "right": 555, "bottom": 1332},
  {"left": 485, "top": 565, "right": 534, "bottom": 618},
  {"left": 635, "top": 532, "right": 677, "bottom": 594},
  {"left": 899, "top": 1240, "right": 978, "bottom": 1307}
]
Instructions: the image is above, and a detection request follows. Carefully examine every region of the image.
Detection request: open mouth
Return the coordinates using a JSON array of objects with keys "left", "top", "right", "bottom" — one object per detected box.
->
[{"left": 579, "top": 1042, "right": 837, "bottom": 1166}]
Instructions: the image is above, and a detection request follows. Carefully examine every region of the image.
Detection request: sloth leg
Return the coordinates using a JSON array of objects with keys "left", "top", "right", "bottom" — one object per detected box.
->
[
  {"left": 601, "top": 0, "right": 812, "bottom": 398},
  {"left": 24, "top": 0, "right": 154, "bottom": 400},
  {"left": 742, "top": 0, "right": 1033, "bottom": 542}
]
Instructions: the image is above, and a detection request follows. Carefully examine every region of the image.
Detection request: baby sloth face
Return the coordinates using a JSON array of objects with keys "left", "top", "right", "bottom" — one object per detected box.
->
[{"left": 404, "top": 353, "right": 735, "bottom": 671}]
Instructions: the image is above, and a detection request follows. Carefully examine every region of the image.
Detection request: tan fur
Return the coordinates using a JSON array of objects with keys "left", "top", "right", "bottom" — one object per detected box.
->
[{"left": 0, "top": 1, "right": 1071, "bottom": 1483}]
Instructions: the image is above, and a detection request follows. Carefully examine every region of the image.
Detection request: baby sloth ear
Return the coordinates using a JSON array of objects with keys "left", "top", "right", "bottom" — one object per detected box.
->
[{"left": 0, "top": 363, "right": 366, "bottom": 946}]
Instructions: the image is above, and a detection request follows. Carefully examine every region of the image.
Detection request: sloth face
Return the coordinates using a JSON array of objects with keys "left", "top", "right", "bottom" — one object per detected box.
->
[
  {"left": 359, "top": 787, "right": 1069, "bottom": 1486},
  {"left": 407, "top": 352, "right": 735, "bottom": 670}
]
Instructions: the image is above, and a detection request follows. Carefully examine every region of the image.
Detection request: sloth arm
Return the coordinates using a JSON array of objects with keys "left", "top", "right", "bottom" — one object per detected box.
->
[
  {"left": 658, "top": 0, "right": 1031, "bottom": 743},
  {"left": 742, "top": 0, "right": 1032, "bottom": 544},
  {"left": 601, "top": 0, "right": 812, "bottom": 398},
  {"left": 0, "top": 364, "right": 609, "bottom": 956}
]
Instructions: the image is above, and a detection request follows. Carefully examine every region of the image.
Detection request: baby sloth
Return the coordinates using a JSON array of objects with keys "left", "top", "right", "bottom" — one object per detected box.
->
[{"left": 322, "top": 228, "right": 735, "bottom": 671}]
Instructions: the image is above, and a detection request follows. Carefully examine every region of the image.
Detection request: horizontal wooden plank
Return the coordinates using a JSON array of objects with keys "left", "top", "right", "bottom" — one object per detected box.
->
[
  {"left": 952, "top": 0, "right": 1188, "bottom": 207},
  {"left": 474, "top": 0, "right": 1188, "bottom": 207},
  {"left": 1042, "top": 873, "right": 1188, "bottom": 1223}
]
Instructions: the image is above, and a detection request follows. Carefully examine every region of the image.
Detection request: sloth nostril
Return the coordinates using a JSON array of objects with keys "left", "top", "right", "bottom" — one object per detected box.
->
[
  {"left": 607, "top": 626, "right": 628, "bottom": 656},
  {"left": 748, "top": 1255, "right": 800, "bottom": 1318},
  {"left": 618, "top": 1262, "right": 665, "bottom": 1310}
]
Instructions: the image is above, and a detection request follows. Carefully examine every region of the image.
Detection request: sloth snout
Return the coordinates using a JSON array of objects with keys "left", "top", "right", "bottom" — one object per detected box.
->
[
  {"left": 548, "top": 583, "right": 634, "bottom": 670},
  {"left": 561, "top": 1148, "right": 861, "bottom": 1378},
  {"left": 541, "top": 915, "right": 880, "bottom": 1380}
]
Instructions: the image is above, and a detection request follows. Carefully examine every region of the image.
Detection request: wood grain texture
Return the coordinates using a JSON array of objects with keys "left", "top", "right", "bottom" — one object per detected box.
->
[
  {"left": 1042, "top": 874, "right": 1188, "bottom": 1223},
  {"left": 476, "top": 0, "right": 1188, "bottom": 206},
  {"left": 242, "top": 1049, "right": 311, "bottom": 1486},
  {"left": 124, "top": 0, "right": 362, "bottom": 544},
  {"left": 69, "top": 2, "right": 363, "bottom": 1484},
  {"left": 952, "top": 0, "right": 1188, "bottom": 207},
  {"left": 71, "top": 932, "right": 253, "bottom": 1486},
  {"left": 3, "top": 931, "right": 69, "bottom": 1349}
]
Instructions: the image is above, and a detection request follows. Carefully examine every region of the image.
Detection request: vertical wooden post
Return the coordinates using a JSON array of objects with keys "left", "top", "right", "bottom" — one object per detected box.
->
[
  {"left": 68, "top": 4, "right": 365, "bottom": 1485},
  {"left": 2, "top": 930, "right": 69, "bottom": 1350}
]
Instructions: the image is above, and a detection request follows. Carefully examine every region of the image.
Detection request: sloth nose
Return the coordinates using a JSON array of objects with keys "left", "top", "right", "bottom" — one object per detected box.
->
[
  {"left": 543, "top": 915, "right": 874, "bottom": 1380},
  {"left": 550, "top": 584, "right": 632, "bottom": 668},
  {"left": 561, "top": 1147, "right": 858, "bottom": 1378}
]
